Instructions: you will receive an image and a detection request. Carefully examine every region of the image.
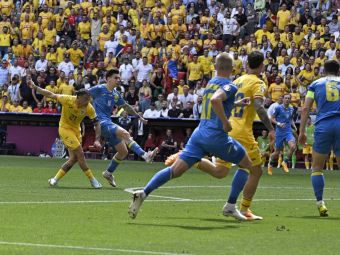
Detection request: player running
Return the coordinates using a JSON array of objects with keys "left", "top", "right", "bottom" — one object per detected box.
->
[
  {"left": 299, "top": 60, "right": 340, "bottom": 217},
  {"left": 303, "top": 117, "right": 314, "bottom": 170},
  {"left": 268, "top": 94, "right": 297, "bottom": 174},
  {"left": 128, "top": 53, "right": 253, "bottom": 220},
  {"left": 28, "top": 82, "right": 103, "bottom": 188},
  {"left": 89, "top": 69, "right": 157, "bottom": 187},
  {"left": 163, "top": 51, "right": 275, "bottom": 220}
]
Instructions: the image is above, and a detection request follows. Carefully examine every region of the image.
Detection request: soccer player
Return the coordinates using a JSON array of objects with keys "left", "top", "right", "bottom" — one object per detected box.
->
[
  {"left": 89, "top": 69, "right": 157, "bottom": 187},
  {"left": 162, "top": 51, "right": 275, "bottom": 220},
  {"left": 128, "top": 53, "right": 253, "bottom": 220},
  {"left": 298, "top": 60, "right": 340, "bottom": 217},
  {"left": 268, "top": 94, "right": 297, "bottom": 175},
  {"left": 257, "top": 130, "right": 270, "bottom": 168},
  {"left": 303, "top": 117, "right": 314, "bottom": 170},
  {"left": 28, "top": 82, "right": 103, "bottom": 188}
]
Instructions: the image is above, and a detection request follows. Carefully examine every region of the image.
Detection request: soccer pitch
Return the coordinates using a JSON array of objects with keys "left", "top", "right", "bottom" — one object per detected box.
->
[{"left": 1, "top": 156, "right": 340, "bottom": 255}]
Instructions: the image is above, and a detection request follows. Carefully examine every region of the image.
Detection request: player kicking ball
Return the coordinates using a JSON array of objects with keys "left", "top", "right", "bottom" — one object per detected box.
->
[
  {"left": 29, "top": 82, "right": 103, "bottom": 188},
  {"left": 89, "top": 69, "right": 157, "bottom": 187},
  {"left": 128, "top": 53, "right": 253, "bottom": 220},
  {"left": 268, "top": 94, "right": 297, "bottom": 175},
  {"left": 299, "top": 60, "right": 340, "bottom": 217}
]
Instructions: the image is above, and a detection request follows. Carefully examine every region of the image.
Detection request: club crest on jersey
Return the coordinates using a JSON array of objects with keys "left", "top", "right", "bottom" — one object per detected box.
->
[{"left": 223, "top": 85, "right": 231, "bottom": 91}]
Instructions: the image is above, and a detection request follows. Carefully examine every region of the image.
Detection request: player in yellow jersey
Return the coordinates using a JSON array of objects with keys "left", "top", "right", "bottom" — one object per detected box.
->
[
  {"left": 28, "top": 81, "right": 103, "bottom": 189},
  {"left": 165, "top": 51, "right": 275, "bottom": 220}
]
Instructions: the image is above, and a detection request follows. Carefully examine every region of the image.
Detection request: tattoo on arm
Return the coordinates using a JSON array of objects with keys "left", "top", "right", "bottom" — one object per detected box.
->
[{"left": 254, "top": 98, "right": 274, "bottom": 131}]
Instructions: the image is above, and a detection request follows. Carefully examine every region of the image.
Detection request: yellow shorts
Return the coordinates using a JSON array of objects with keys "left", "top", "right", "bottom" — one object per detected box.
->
[
  {"left": 216, "top": 136, "right": 262, "bottom": 168},
  {"left": 59, "top": 127, "right": 82, "bottom": 150},
  {"left": 303, "top": 145, "right": 312, "bottom": 155}
]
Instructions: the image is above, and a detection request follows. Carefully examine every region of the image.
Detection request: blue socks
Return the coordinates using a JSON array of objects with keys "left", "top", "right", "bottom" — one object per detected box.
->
[
  {"left": 227, "top": 169, "right": 249, "bottom": 204},
  {"left": 107, "top": 157, "right": 122, "bottom": 173},
  {"left": 311, "top": 172, "right": 324, "bottom": 201},
  {"left": 128, "top": 141, "right": 145, "bottom": 157},
  {"left": 144, "top": 167, "right": 172, "bottom": 195}
]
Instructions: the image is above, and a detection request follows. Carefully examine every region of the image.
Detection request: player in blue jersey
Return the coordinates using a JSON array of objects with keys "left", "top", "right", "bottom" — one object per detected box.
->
[
  {"left": 89, "top": 69, "right": 158, "bottom": 187},
  {"left": 268, "top": 94, "right": 297, "bottom": 174},
  {"left": 128, "top": 53, "right": 253, "bottom": 220},
  {"left": 298, "top": 60, "right": 340, "bottom": 217}
]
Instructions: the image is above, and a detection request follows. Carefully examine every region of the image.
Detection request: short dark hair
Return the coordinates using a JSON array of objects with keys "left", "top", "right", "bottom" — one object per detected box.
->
[
  {"left": 76, "top": 88, "right": 90, "bottom": 97},
  {"left": 248, "top": 51, "right": 264, "bottom": 69},
  {"left": 324, "top": 60, "right": 339, "bottom": 76},
  {"left": 105, "top": 69, "right": 119, "bottom": 79}
]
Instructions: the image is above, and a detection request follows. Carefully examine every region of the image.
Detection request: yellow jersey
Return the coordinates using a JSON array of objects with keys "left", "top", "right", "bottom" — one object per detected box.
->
[
  {"left": 229, "top": 74, "right": 266, "bottom": 140},
  {"left": 59, "top": 83, "right": 75, "bottom": 95},
  {"left": 187, "top": 62, "right": 203, "bottom": 81},
  {"left": 268, "top": 82, "right": 288, "bottom": 101},
  {"left": 57, "top": 95, "right": 96, "bottom": 132}
]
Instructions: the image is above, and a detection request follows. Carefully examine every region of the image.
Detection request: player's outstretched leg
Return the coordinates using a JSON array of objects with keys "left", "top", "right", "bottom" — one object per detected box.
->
[
  {"left": 49, "top": 149, "right": 77, "bottom": 186},
  {"left": 102, "top": 141, "right": 128, "bottom": 187},
  {"left": 129, "top": 159, "right": 189, "bottom": 219},
  {"left": 75, "top": 147, "right": 102, "bottom": 189},
  {"left": 268, "top": 149, "right": 280, "bottom": 176}
]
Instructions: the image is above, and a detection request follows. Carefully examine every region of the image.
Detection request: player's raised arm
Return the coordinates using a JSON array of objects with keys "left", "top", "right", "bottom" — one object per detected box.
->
[
  {"left": 122, "top": 103, "right": 148, "bottom": 124},
  {"left": 29, "top": 80, "right": 58, "bottom": 100}
]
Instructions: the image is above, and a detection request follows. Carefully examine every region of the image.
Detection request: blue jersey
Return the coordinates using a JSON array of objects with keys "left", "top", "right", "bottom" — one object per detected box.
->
[
  {"left": 273, "top": 104, "right": 294, "bottom": 134},
  {"left": 88, "top": 85, "right": 125, "bottom": 123},
  {"left": 199, "top": 76, "right": 237, "bottom": 134},
  {"left": 308, "top": 77, "right": 340, "bottom": 124}
]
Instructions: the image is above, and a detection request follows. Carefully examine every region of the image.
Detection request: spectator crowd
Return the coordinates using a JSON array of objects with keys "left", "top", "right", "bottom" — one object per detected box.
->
[{"left": 0, "top": 0, "right": 339, "bottom": 154}]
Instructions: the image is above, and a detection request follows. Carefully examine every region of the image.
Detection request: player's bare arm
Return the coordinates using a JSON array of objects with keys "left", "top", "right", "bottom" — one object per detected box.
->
[
  {"left": 254, "top": 97, "right": 275, "bottom": 141},
  {"left": 234, "top": 97, "right": 250, "bottom": 107},
  {"left": 92, "top": 117, "right": 102, "bottom": 150},
  {"left": 211, "top": 88, "right": 232, "bottom": 132},
  {"left": 298, "top": 97, "right": 314, "bottom": 145},
  {"left": 122, "top": 103, "right": 148, "bottom": 124},
  {"left": 28, "top": 80, "right": 58, "bottom": 100}
]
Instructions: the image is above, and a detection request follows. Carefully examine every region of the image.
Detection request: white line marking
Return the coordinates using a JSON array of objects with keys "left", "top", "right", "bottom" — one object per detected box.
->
[
  {"left": 0, "top": 198, "right": 339, "bottom": 205},
  {"left": 124, "top": 188, "right": 192, "bottom": 201},
  {"left": 0, "top": 241, "right": 187, "bottom": 255},
  {"left": 158, "top": 185, "right": 337, "bottom": 190}
]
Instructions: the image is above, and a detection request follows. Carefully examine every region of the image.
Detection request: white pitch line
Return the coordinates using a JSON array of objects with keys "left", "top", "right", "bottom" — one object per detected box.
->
[
  {"left": 158, "top": 185, "right": 337, "bottom": 190},
  {"left": 1, "top": 198, "right": 340, "bottom": 205},
  {"left": 0, "top": 241, "right": 188, "bottom": 255},
  {"left": 124, "top": 188, "right": 192, "bottom": 201}
]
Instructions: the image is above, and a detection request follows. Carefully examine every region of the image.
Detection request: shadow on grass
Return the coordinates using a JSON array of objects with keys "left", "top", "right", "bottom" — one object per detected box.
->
[
  {"left": 156, "top": 216, "right": 243, "bottom": 224},
  {"left": 127, "top": 222, "right": 241, "bottom": 231}
]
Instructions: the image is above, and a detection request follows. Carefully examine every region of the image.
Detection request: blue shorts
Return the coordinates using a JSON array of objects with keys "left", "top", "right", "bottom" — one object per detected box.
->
[
  {"left": 275, "top": 132, "right": 295, "bottom": 149},
  {"left": 101, "top": 122, "right": 122, "bottom": 146},
  {"left": 179, "top": 128, "right": 246, "bottom": 168},
  {"left": 314, "top": 117, "right": 340, "bottom": 156}
]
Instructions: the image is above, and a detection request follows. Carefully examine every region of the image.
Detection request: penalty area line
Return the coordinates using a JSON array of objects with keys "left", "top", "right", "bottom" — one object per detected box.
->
[{"left": 0, "top": 241, "right": 189, "bottom": 255}]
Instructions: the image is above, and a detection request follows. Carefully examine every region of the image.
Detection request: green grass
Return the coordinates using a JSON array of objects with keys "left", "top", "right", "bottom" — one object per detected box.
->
[{"left": 1, "top": 156, "right": 340, "bottom": 255}]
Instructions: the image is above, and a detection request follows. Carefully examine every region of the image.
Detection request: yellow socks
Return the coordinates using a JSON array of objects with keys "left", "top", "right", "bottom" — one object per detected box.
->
[
  {"left": 84, "top": 169, "right": 95, "bottom": 180},
  {"left": 240, "top": 197, "right": 252, "bottom": 212},
  {"left": 305, "top": 161, "right": 310, "bottom": 170},
  {"left": 193, "top": 162, "right": 201, "bottom": 169},
  {"left": 278, "top": 155, "right": 283, "bottom": 167},
  {"left": 54, "top": 169, "right": 66, "bottom": 180}
]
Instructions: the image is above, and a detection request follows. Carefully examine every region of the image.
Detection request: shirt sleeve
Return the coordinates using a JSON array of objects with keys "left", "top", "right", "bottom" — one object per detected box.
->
[
  {"left": 88, "top": 85, "right": 101, "bottom": 98},
  {"left": 252, "top": 80, "right": 266, "bottom": 99},
  {"left": 116, "top": 91, "right": 126, "bottom": 106},
  {"left": 87, "top": 103, "right": 97, "bottom": 120},
  {"left": 306, "top": 82, "right": 316, "bottom": 99},
  {"left": 57, "top": 95, "right": 71, "bottom": 106},
  {"left": 272, "top": 105, "right": 280, "bottom": 118},
  {"left": 220, "top": 84, "right": 237, "bottom": 99}
]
